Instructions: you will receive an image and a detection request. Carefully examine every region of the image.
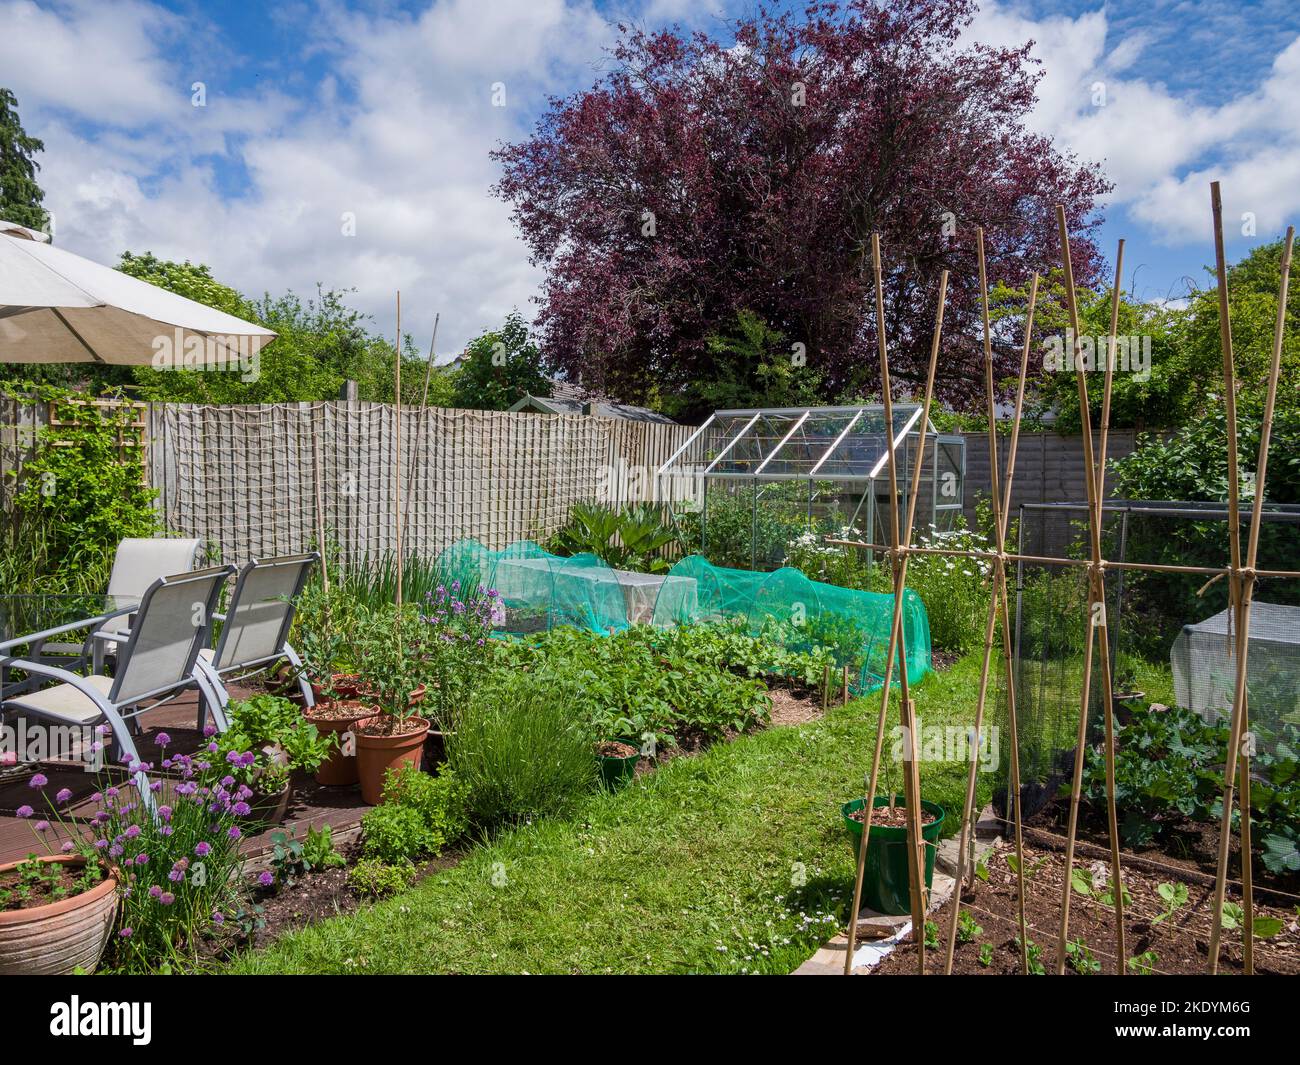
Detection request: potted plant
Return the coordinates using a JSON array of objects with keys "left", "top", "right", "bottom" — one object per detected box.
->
[
  {"left": 841, "top": 761, "right": 945, "bottom": 916},
  {"left": 595, "top": 740, "right": 640, "bottom": 790},
  {"left": 1, "top": 775, "right": 118, "bottom": 975},
  {"left": 217, "top": 695, "right": 337, "bottom": 823},
  {"left": 353, "top": 604, "right": 433, "bottom": 805}
]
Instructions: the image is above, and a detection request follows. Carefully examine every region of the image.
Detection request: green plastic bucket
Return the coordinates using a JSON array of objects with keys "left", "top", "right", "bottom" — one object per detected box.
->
[
  {"left": 597, "top": 743, "right": 640, "bottom": 790},
  {"left": 842, "top": 795, "right": 946, "bottom": 916}
]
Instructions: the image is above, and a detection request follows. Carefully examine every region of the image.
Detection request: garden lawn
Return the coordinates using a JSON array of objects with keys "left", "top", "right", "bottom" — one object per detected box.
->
[{"left": 229, "top": 654, "right": 1000, "bottom": 975}]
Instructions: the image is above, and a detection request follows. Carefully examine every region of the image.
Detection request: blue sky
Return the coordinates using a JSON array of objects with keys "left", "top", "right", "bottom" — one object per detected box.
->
[{"left": 4, "top": 0, "right": 1299, "bottom": 357}]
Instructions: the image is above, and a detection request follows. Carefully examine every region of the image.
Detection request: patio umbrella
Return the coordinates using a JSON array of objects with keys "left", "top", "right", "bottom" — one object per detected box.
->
[{"left": 0, "top": 218, "right": 275, "bottom": 366}]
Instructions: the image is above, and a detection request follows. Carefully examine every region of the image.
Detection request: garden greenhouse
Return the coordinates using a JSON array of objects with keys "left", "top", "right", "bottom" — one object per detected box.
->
[{"left": 657, "top": 404, "right": 965, "bottom": 570}]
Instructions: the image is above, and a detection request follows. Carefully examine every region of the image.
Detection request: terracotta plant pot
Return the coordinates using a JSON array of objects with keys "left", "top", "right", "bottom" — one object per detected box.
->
[
  {"left": 354, "top": 715, "right": 430, "bottom": 805},
  {"left": 244, "top": 782, "right": 292, "bottom": 828},
  {"left": 0, "top": 856, "right": 118, "bottom": 975},
  {"left": 305, "top": 701, "right": 376, "bottom": 787},
  {"left": 310, "top": 673, "right": 361, "bottom": 703}
]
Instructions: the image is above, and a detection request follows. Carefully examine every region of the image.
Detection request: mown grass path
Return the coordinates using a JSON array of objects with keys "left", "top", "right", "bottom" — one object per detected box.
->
[{"left": 231, "top": 657, "right": 996, "bottom": 974}]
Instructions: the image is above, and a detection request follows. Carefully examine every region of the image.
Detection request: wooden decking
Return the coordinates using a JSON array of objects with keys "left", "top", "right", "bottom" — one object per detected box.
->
[{"left": 0, "top": 686, "right": 370, "bottom": 868}]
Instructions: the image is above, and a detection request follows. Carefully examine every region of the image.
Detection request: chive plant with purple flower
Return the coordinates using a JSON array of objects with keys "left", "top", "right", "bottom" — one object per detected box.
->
[{"left": 23, "top": 741, "right": 254, "bottom": 973}]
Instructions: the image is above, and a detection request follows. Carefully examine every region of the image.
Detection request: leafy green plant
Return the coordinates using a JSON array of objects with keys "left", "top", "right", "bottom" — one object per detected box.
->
[
  {"left": 977, "top": 942, "right": 994, "bottom": 967},
  {"left": 380, "top": 764, "right": 467, "bottom": 846},
  {"left": 1014, "top": 936, "right": 1046, "bottom": 975},
  {"left": 1064, "top": 937, "right": 1100, "bottom": 975},
  {"left": 0, "top": 386, "right": 159, "bottom": 595},
  {"left": 347, "top": 859, "right": 415, "bottom": 899},
  {"left": 360, "top": 804, "right": 440, "bottom": 865},
  {"left": 923, "top": 920, "right": 939, "bottom": 949},
  {"left": 956, "top": 909, "right": 983, "bottom": 945},
  {"left": 549, "top": 502, "right": 682, "bottom": 573},
  {"left": 216, "top": 695, "right": 336, "bottom": 791},
  {"left": 361, "top": 765, "right": 466, "bottom": 863},
  {"left": 1080, "top": 704, "right": 1300, "bottom": 872},
  {"left": 303, "top": 824, "right": 346, "bottom": 870},
  {"left": 1152, "top": 882, "right": 1189, "bottom": 924},
  {"left": 1127, "top": 950, "right": 1159, "bottom": 975}
]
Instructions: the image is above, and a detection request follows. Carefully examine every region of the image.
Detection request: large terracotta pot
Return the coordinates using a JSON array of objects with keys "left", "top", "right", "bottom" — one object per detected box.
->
[
  {"left": 305, "top": 701, "right": 376, "bottom": 786},
  {"left": 355, "top": 716, "right": 430, "bottom": 805},
  {"left": 0, "top": 856, "right": 118, "bottom": 975}
]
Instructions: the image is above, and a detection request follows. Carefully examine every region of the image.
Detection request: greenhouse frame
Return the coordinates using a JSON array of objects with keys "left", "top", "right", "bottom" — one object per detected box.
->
[{"left": 657, "top": 404, "right": 966, "bottom": 569}]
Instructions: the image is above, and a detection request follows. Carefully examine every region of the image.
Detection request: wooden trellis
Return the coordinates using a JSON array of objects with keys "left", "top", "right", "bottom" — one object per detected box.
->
[{"left": 835, "top": 185, "right": 1299, "bottom": 975}]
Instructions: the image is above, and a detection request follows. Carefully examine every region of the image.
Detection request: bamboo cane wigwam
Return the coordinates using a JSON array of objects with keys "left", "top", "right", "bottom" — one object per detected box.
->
[{"left": 833, "top": 187, "right": 1293, "bottom": 974}]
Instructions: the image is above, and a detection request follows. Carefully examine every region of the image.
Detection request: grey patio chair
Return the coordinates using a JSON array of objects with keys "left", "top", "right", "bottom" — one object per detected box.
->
[
  {"left": 194, "top": 553, "right": 319, "bottom": 731},
  {"left": 33, "top": 537, "right": 203, "bottom": 663},
  {"left": 0, "top": 566, "right": 233, "bottom": 813}
]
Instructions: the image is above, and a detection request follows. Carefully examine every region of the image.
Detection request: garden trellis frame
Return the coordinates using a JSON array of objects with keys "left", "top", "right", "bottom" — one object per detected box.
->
[{"left": 831, "top": 189, "right": 1299, "bottom": 975}]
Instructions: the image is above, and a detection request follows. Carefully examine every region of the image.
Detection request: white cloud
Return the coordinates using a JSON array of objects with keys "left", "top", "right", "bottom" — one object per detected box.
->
[
  {"left": 969, "top": 2, "right": 1300, "bottom": 246},
  {"left": 7, "top": 0, "right": 1300, "bottom": 364},
  {"left": 6, "top": 0, "right": 615, "bottom": 357}
]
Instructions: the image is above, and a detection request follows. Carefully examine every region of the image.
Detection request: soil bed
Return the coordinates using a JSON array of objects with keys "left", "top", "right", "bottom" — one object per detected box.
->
[
  {"left": 850, "top": 805, "right": 938, "bottom": 828},
  {"left": 872, "top": 840, "right": 1300, "bottom": 975}
]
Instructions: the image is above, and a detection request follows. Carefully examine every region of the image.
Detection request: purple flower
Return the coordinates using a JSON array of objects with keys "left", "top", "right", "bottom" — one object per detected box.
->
[
  {"left": 134, "top": 853, "right": 149, "bottom": 866},
  {"left": 211, "top": 910, "right": 224, "bottom": 925},
  {"left": 204, "top": 724, "right": 217, "bottom": 737},
  {"left": 118, "top": 927, "right": 133, "bottom": 939},
  {"left": 159, "top": 892, "right": 175, "bottom": 906},
  {"left": 232, "top": 801, "right": 251, "bottom": 817},
  {"left": 93, "top": 839, "right": 108, "bottom": 850},
  {"left": 55, "top": 787, "right": 73, "bottom": 804},
  {"left": 124, "top": 824, "right": 141, "bottom": 838},
  {"left": 15, "top": 805, "right": 33, "bottom": 819},
  {"left": 148, "top": 885, "right": 163, "bottom": 898},
  {"left": 195, "top": 842, "right": 211, "bottom": 857},
  {"left": 168, "top": 869, "right": 184, "bottom": 882},
  {"left": 158, "top": 805, "right": 172, "bottom": 822},
  {"left": 155, "top": 732, "right": 171, "bottom": 748},
  {"left": 228, "top": 826, "right": 242, "bottom": 840},
  {"left": 257, "top": 871, "right": 274, "bottom": 887},
  {"left": 34, "top": 820, "right": 49, "bottom": 832},
  {"left": 29, "top": 772, "right": 48, "bottom": 788},
  {"left": 60, "top": 841, "right": 74, "bottom": 854}
]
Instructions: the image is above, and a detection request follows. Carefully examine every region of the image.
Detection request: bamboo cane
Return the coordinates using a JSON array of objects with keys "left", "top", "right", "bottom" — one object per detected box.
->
[
  {"left": 875, "top": 235, "right": 928, "bottom": 973},
  {"left": 403, "top": 313, "right": 441, "bottom": 540},
  {"left": 1207, "top": 216, "right": 1294, "bottom": 973},
  {"left": 842, "top": 259, "right": 948, "bottom": 974},
  {"left": 1090, "top": 240, "right": 1128, "bottom": 969},
  {"left": 842, "top": 664, "right": 850, "bottom": 706},
  {"left": 943, "top": 245, "right": 1037, "bottom": 975},
  {"left": 394, "top": 291, "right": 404, "bottom": 610},
  {"left": 1053, "top": 207, "right": 1126, "bottom": 973}
]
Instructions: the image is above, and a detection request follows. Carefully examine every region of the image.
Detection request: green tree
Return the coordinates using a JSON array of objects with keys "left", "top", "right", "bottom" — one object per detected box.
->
[
  {"left": 451, "top": 311, "right": 551, "bottom": 411},
  {"left": 0, "top": 88, "right": 49, "bottom": 232},
  {"left": 661, "top": 310, "right": 822, "bottom": 422}
]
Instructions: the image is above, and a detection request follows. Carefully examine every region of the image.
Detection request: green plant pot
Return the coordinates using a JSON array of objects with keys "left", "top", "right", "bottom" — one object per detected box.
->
[
  {"left": 596, "top": 741, "right": 640, "bottom": 790},
  {"left": 841, "top": 795, "right": 946, "bottom": 916}
]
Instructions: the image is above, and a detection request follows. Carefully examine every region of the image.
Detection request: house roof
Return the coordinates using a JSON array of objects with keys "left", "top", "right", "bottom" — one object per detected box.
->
[{"left": 509, "top": 379, "right": 678, "bottom": 424}]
